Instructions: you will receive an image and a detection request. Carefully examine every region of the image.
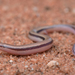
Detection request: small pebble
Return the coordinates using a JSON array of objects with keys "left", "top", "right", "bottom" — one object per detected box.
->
[
  {"left": 2, "top": 6, "right": 9, "bottom": 11},
  {"left": 33, "top": 7, "right": 38, "bottom": 12},
  {"left": 12, "top": 64, "right": 17, "bottom": 67},
  {"left": 72, "top": 8, "right": 75, "bottom": 14},
  {"left": 31, "top": 68, "right": 34, "bottom": 70},
  {"left": 25, "top": 65, "right": 28, "bottom": 68},
  {"left": 9, "top": 60, "right": 13, "bottom": 63},
  {"left": 47, "top": 60, "right": 59, "bottom": 68},
  {"left": 64, "top": 8, "right": 70, "bottom": 13},
  {"left": 30, "top": 58, "right": 37, "bottom": 63}
]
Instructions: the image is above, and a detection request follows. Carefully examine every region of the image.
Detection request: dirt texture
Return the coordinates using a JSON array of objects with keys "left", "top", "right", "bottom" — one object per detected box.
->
[{"left": 0, "top": 0, "right": 75, "bottom": 75}]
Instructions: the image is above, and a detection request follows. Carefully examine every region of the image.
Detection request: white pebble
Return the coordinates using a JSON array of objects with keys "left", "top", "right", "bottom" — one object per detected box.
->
[
  {"left": 2, "top": 6, "right": 9, "bottom": 11},
  {"left": 33, "top": 7, "right": 38, "bottom": 11},
  {"left": 25, "top": 65, "right": 28, "bottom": 68},
  {"left": 64, "top": 8, "right": 70, "bottom": 13},
  {"left": 31, "top": 68, "right": 34, "bottom": 70},
  {"left": 47, "top": 60, "right": 59, "bottom": 68},
  {"left": 9, "top": 60, "right": 13, "bottom": 63},
  {"left": 72, "top": 8, "right": 75, "bottom": 14}
]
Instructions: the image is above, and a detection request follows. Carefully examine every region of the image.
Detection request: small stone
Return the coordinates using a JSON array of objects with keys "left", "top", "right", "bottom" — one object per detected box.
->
[
  {"left": 72, "top": 8, "right": 75, "bottom": 14},
  {"left": 47, "top": 60, "right": 59, "bottom": 68},
  {"left": 9, "top": 60, "right": 13, "bottom": 63},
  {"left": 31, "top": 68, "right": 34, "bottom": 70},
  {"left": 2, "top": 6, "right": 9, "bottom": 11},
  {"left": 30, "top": 58, "right": 37, "bottom": 63},
  {"left": 25, "top": 65, "right": 28, "bottom": 68},
  {"left": 12, "top": 64, "right": 17, "bottom": 67},
  {"left": 64, "top": 8, "right": 70, "bottom": 13},
  {"left": 43, "top": 54, "right": 46, "bottom": 57},
  {"left": 33, "top": 7, "right": 38, "bottom": 12}
]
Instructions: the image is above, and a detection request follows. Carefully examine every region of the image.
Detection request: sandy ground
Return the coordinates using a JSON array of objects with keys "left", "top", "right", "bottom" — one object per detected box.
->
[{"left": 0, "top": 0, "right": 75, "bottom": 75}]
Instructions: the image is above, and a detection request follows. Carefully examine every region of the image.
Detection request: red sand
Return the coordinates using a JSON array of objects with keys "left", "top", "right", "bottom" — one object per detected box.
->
[{"left": 0, "top": 0, "right": 75, "bottom": 75}]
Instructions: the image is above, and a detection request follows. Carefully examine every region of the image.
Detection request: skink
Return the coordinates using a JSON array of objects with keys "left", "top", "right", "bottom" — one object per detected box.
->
[{"left": 0, "top": 24, "right": 75, "bottom": 55}]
